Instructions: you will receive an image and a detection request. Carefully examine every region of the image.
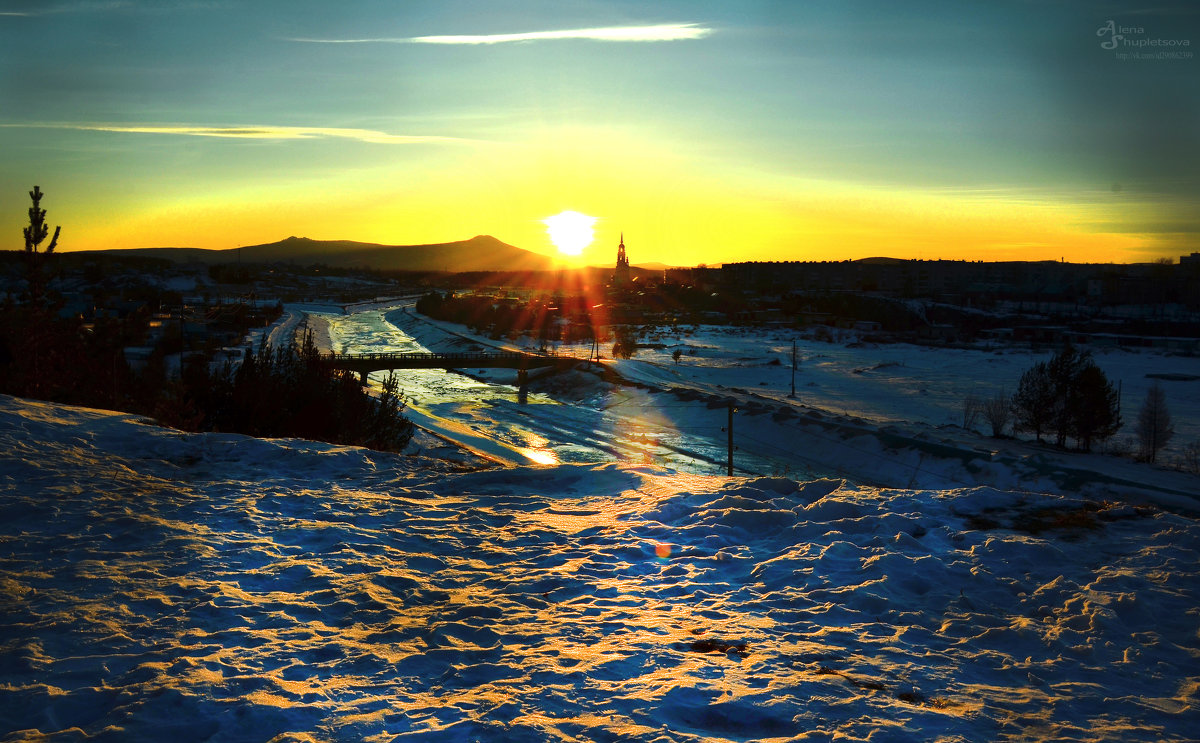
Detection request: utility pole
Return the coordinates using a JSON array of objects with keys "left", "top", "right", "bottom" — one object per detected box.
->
[
  {"left": 727, "top": 400, "right": 734, "bottom": 476},
  {"left": 789, "top": 339, "right": 797, "bottom": 398}
]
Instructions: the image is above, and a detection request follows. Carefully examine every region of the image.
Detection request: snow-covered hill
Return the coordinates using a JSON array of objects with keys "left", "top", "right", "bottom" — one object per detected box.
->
[{"left": 2, "top": 395, "right": 1198, "bottom": 741}]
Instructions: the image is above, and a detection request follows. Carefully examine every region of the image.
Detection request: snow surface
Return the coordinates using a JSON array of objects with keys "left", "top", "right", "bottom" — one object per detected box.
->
[
  {"left": 614, "top": 325, "right": 1200, "bottom": 462},
  {"left": 357, "top": 306, "right": 1200, "bottom": 510},
  {"left": 2, "top": 395, "right": 1200, "bottom": 742}
]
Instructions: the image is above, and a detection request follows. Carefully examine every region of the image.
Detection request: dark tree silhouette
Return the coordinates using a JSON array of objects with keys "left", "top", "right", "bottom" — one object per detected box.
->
[
  {"left": 1136, "top": 382, "right": 1174, "bottom": 463},
  {"left": 1069, "top": 363, "right": 1121, "bottom": 452},
  {"left": 1046, "top": 345, "right": 1088, "bottom": 448},
  {"left": 981, "top": 390, "right": 1011, "bottom": 438},
  {"left": 1013, "top": 345, "right": 1120, "bottom": 450},
  {"left": 2, "top": 186, "right": 70, "bottom": 400},
  {"left": 1012, "top": 362, "right": 1054, "bottom": 442},
  {"left": 160, "top": 331, "right": 416, "bottom": 452},
  {"left": 22, "top": 185, "right": 60, "bottom": 310},
  {"left": 611, "top": 325, "right": 638, "bottom": 359}
]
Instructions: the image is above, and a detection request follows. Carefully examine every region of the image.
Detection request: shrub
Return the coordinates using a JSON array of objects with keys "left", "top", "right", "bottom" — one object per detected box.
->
[
  {"left": 1136, "top": 382, "right": 1174, "bottom": 463},
  {"left": 981, "top": 391, "right": 1011, "bottom": 438},
  {"left": 961, "top": 394, "right": 982, "bottom": 431},
  {"left": 612, "top": 326, "right": 638, "bottom": 359},
  {"left": 1182, "top": 440, "right": 1199, "bottom": 474}
]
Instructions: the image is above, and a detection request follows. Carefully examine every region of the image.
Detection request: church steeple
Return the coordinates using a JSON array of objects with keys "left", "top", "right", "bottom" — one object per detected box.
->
[{"left": 614, "top": 232, "right": 631, "bottom": 285}]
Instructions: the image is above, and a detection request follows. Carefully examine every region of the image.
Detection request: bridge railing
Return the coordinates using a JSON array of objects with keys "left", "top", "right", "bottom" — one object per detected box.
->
[{"left": 322, "top": 349, "right": 593, "bottom": 363}]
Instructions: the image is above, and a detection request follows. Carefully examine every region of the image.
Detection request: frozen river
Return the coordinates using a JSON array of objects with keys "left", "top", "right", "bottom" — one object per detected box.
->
[
  {"left": 306, "top": 305, "right": 826, "bottom": 478},
  {"left": 292, "top": 303, "right": 1199, "bottom": 505}
]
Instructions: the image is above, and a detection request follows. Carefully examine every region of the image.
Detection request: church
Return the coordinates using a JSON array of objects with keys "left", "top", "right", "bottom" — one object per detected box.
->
[{"left": 613, "top": 233, "right": 631, "bottom": 286}]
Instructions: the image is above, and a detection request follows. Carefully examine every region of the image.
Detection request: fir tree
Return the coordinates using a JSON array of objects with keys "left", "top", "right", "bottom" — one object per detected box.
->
[
  {"left": 1013, "top": 344, "right": 1120, "bottom": 450},
  {"left": 10, "top": 186, "right": 65, "bottom": 399},
  {"left": 1069, "top": 363, "right": 1121, "bottom": 452},
  {"left": 1046, "top": 344, "right": 1088, "bottom": 448},
  {"left": 22, "top": 185, "right": 60, "bottom": 311},
  {"left": 1012, "top": 361, "right": 1054, "bottom": 442}
]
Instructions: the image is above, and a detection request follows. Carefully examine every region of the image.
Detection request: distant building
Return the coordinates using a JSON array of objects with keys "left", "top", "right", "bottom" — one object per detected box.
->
[
  {"left": 1181, "top": 252, "right": 1200, "bottom": 267},
  {"left": 613, "top": 233, "right": 631, "bottom": 286}
]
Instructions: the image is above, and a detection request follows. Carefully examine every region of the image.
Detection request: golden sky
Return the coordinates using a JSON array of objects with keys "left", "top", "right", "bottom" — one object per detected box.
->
[{"left": 2, "top": 2, "right": 1196, "bottom": 265}]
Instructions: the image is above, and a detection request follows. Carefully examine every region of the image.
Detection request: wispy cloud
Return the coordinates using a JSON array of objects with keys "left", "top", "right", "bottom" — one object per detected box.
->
[
  {"left": 6, "top": 123, "right": 466, "bottom": 145},
  {"left": 2, "top": 1, "right": 132, "bottom": 15},
  {"left": 289, "top": 23, "right": 713, "bottom": 45},
  {"left": 2, "top": 2, "right": 228, "bottom": 17}
]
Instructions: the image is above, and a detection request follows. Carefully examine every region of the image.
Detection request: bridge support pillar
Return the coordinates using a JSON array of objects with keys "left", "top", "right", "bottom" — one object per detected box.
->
[
  {"left": 517, "top": 369, "right": 528, "bottom": 401},
  {"left": 359, "top": 370, "right": 368, "bottom": 386}
]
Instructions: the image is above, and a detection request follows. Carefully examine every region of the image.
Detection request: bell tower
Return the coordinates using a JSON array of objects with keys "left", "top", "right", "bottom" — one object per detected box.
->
[{"left": 614, "top": 232, "right": 631, "bottom": 285}]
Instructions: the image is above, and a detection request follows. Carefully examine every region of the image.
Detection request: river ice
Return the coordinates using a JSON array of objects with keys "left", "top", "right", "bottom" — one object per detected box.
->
[{"left": 2, "top": 395, "right": 1198, "bottom": 741}]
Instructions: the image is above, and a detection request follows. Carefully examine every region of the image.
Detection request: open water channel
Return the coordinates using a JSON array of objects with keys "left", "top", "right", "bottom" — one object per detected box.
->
[{"left": 305, "top": 304, "right": 812, "bottom": 476}]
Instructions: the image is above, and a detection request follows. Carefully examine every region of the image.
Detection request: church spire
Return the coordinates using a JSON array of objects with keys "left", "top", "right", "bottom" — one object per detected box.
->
[{"left": 615, "top": 232, "right": 631, "bottom": 285}]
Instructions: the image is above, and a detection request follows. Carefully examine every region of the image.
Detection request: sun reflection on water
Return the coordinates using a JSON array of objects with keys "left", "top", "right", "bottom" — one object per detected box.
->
[
  {"left": 518, "top": 430, "right": 559, "bottom": 465},
  {"left": 519, "top": 447, "right": 559, "bottom": 465}
]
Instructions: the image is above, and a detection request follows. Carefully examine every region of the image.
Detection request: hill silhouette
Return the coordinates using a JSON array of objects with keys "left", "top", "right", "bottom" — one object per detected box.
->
[{"left": 80, "top": 235, "right": 557, "bottom": 273}]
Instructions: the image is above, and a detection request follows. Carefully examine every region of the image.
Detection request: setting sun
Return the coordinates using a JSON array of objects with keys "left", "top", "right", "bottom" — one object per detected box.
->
[{"left": 542, "top": 210, "right": 597, "bottom": 256}]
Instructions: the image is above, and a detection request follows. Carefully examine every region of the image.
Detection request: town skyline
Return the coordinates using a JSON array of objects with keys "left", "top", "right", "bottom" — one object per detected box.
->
[{"left": 2, "top": 1, "right": 1197, "bottom": 266}]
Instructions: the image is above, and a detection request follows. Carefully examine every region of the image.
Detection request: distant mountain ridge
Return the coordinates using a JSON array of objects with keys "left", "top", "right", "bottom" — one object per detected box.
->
[{"left": 79, "top": 235, "right": 558, "bottom": 273}]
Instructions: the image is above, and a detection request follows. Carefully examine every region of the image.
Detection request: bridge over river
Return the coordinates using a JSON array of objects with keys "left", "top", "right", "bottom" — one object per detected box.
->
[{"left": 323, "top": 350, "right": 592, "bottom": 385}]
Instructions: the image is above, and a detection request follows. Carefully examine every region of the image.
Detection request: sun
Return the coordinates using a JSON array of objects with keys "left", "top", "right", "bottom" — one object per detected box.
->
[{"left": 542, "top": 210, "right": 597, "bottom": 256}]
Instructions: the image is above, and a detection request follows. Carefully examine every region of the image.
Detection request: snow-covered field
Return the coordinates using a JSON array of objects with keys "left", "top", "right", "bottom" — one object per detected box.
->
[
  {"left": 373, "top": 307, "right": 1200, "bottom": 510},
  {"left": 2, "top": 395, "right": 1199, "bottom": 741},
  {"left": 617, "top": 324, "right": 1200, "bottom": 464}
]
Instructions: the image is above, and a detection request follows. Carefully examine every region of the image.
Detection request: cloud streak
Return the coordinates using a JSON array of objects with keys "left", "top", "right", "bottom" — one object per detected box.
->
[
  {"left": 290, "top": 23, "right": 712, "bottom": 45},
  {"left": 0, "top": 2, "right": 133, "bottom": 16},
  {"left": 5, "top": 123, "right": 465, "bottom": 145}
]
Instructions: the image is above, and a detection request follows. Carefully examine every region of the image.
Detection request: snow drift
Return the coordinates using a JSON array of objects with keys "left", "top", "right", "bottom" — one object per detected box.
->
[{"left": 1, "top": 395, "right": 1198, "bottom": 742}]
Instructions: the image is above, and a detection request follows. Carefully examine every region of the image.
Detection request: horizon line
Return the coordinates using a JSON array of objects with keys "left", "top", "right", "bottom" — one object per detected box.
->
[{"left": 56, "top": 240, "right": 1187, "bottom": 267}]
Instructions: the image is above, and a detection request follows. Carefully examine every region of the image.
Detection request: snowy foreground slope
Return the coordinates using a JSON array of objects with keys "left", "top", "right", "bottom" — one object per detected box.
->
[{"left": 2, "top": 395, "right": 1199, "bottom": 742}]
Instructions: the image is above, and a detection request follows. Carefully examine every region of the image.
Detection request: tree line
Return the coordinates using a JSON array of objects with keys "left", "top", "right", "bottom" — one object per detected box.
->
[
  {"left": 966, "top": 343, "right": 1183, "bottom": 467},
  {"left": 2, "top": 186, "right": 413, "bottom": 453},
  {"left": 156, "top": 331, "right": 413, "bottom": 452},
  {"left": 1011, "top": 345, "right": 1121, "bottom": 451}
]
